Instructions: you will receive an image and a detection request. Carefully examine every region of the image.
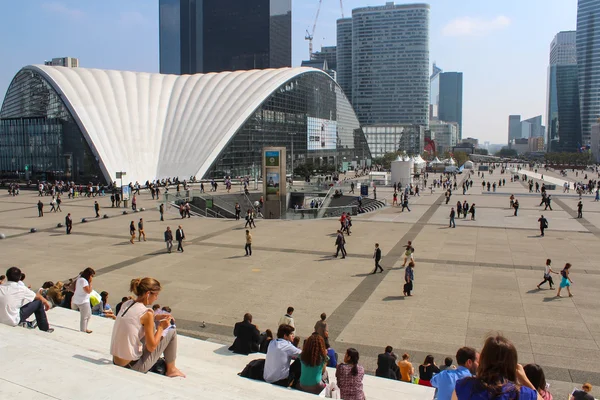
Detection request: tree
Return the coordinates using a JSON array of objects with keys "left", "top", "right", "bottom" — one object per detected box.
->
[{"left": 495, "top": 148, "right": 518, "bottom": 158}]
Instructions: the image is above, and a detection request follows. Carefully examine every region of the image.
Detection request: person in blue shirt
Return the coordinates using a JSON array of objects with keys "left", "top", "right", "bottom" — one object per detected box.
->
[{"left": 431, "top": 347, "right": 479, "bottom": 400}]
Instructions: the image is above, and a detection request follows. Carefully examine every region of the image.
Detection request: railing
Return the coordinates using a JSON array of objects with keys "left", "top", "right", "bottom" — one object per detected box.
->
[
  {"left": 286, "top": 205, "right": 358, "bottom": 220},
  {"left": 316, "top": 185, "right": 336, "bottom": 218}
]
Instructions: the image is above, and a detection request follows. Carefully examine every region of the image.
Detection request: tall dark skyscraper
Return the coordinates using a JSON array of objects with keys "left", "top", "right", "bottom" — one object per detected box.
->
[
  {"left": 547, "top": 31, "right": 581, "bottom": 152},
  {"left": 577, "top": 0, "right": 600, "bottom": 145},
  {"left": 159, "top": 0, "right": 291, "bottom": 75},
  {"left": 430, "top": 64, "right": 463, "bottom": 139}
]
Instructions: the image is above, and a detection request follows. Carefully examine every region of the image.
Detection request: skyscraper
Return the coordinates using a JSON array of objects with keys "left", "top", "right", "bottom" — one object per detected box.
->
[
  {"left": 159, "top": 0, "right": 291, "bottom": 75},
  {"left": 430, "top": 64, "right": 463, "bottom": 139},
  {"left": 345, "top": 2, "right": 430, "bottom": 126},
  {"left": 336, "top": 18, "right": 353, "bottom": 102},
  {"left": 547, "top": 31, "right": 581, "bottom": 152},
  {"left": 577, "top": 0, "right": 600, "bottom": 145},
  {"left": 508, "top": 115, "right": 521, "bottom": 143}
]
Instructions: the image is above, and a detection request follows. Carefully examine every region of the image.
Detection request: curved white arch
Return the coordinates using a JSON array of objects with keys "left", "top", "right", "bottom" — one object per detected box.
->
[{"left": 25, "top": 65, "right": 332, "bottom": 184}]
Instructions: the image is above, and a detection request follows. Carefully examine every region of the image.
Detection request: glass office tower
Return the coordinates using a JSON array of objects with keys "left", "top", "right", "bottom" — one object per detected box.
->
[
  {"left": 350, "top": 3, "right": 430, "bottom": 127},
  {"left": 577, "top": 0, "right": 600, "bottom": 144},
  {"left": 159, "top": 0, "right": 291, "bottom": 74}
]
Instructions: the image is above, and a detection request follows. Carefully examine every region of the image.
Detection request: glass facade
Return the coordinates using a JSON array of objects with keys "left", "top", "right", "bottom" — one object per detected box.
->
[
  {"left": 350, "top": 3, "right": 430, "bottom": 126},
  {"left": 577, "top": 0, "right": 600, "bottom": 144},
  {"left": 159, "top": 0, "right": 291, "bottom": 75},
  {"left": 0, "top": 69, "right": 104, "bottom": 182},
  {"left": 206, "top": 72, "right": 370, "bottom": 177},
  {"left": 364, "top": 125, "right": 424, "bottom": 158},
  {"left": 336, "top": 18, "right": 353, "bottom": 103},
  {"left": 547, "top": 65, "right": 582, "bottom": 152},
  {"left": 438, "top": 72, "right": 463, "bottom": 140}
]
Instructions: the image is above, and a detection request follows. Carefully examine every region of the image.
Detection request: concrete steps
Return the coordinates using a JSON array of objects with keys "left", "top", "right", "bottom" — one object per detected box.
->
[{"left": 0, "top": 307, "right": 434, "bottom": 400}]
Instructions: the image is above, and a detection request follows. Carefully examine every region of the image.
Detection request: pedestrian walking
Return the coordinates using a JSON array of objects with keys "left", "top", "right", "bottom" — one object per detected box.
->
[
  {"left": 159, "top": 203, "right": 164, "bottom": 221},
  {"left": 469, "top": 203, "right": 476, "bottom": 220},
  {"left": 449, "top": 207, "right": 456, "bottom": 228},
  {"left": 138, "top": 218, "right": 146, "bottom": 241},
  {"left": 132, "top": 195, "right": 137, "bottom": 211},
  {"left": 403, "top": 261, "right": 414, "bottom": 296},
  {"left": 537, "top": 259, "right": 557, "bottom": 289},
  {"left": 371, "top": 243, "right": 383, "bottom": 274},
  {"left": 37, "top": 200, "right": 44, "bottom": 217},
  {"left": 56, "top": 196, "right": 62, "bottom": 212},
  {"left": 556, "top": 263, "right": 573, "bottom": 297},
  {"left": 334, "top": 230, "right": 347, "bottom": 259},
  {"left": 235, "top": 203, "right": 241, "bottom": 220},
  {"left": 110, "top": 193, "right": 115, "bottom": 207},
  {"left": 176, "top": 225, "right": 185, "bottom": 252},
  {"left": 350, "top": 182, "right": 355, "bottom": 194},
  {"left": 50, "top": 197, "right": 57, "bottom": 212},
  {"left": 513, "top": 199, "right": 519, "bottom": 216},
  {"left": 544, "top": 195, "right": 553, "bottom": 211},
  {"left": 164, "top": 226, "right": 173, "bottom": 253},
  {"left": 94, "top": 201, "right": 100, "bottom": 218},
  {"left": 392, "top": 192, "right": 398, "bottom": 206},
  {"left": 577, "top": 201, "right": 583, "bottom": 218},
  {"left": 538, "top": 215, "right": 548, "bottom": 237},
  {"left": 402, "top": 241, "right": 414, "bottom": 267},
  {"left": 401, "top": 197, "right": 411, "bottom": 212},
  {"left": 462, "top": 201, "right": 468, "bottom": 218},
  {"left": 65, "top": 213, "right": 73, "bottom": 234},
  {"left": 129, "top": 221, "right": 136, "bottom": 244},
  {"left": 245, "top": 230, "right": 252, "bottom": 256}
]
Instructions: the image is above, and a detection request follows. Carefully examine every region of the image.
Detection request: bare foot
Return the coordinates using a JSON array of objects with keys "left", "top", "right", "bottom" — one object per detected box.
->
[{"left": 166, "top": 367, "right": 186, "bottom": 378}]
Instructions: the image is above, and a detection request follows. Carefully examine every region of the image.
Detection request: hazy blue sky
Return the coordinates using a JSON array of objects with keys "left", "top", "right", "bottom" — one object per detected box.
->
[{"left": 0, "top": 0, "right": 578, "bottom": 144}]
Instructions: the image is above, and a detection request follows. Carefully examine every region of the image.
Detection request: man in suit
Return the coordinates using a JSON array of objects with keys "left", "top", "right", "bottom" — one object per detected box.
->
[
  {"left": 372, "top": 243, "right": 383, "bottom": 274},
  {"left": 376, "top": 345, "right": 399, "bottom": 380},
  {"left": 94, "top": 201, "right": 100, "bottom": 218},
  {"left": 228, "top": 313, "right": 260, "bottom": 355},
  {"left": 65, "top": 213, "right": 72, "bottom": 234},
  {"left": 334, "top": 230, "right": 346, "bottom": 259},
  {"left": 176, "top": 225, "right": 185, "bottom": 252}
]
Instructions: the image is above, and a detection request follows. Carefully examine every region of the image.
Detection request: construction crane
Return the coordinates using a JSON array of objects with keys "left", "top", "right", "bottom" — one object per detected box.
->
[
  {"left": 339, "top": 0, "right": 344, "bottom": 18},
  {"left": 305, "top": 0, "right": 323, "bottom": 59}
]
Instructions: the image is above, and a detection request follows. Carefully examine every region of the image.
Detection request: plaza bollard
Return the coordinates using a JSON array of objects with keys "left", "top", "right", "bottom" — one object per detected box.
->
[
  {"left": 0, "top": 233, "right": 5, "bottom": 239},
  {"left": 122, "top": 211, "right": 128, "bottom": 215},
  {"left": 81, "top": 218, "right": 87, "bottom": 223},
  {"left": 103, "top": 214, "right": 109, "bottom": 219},
  {"left": 140, "top": 207, "right": 145, "bottom": 211},
  {"left": 30, "top": 228, "right": 37, "bottom": 233},
  {"left": 57, "top": 223, "right": 63, "bottom": 228}
]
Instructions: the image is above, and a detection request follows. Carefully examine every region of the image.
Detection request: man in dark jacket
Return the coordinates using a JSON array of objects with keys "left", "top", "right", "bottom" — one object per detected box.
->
[
  {"left": 176, "top": 225, "right": 185, "bottom": 252},
  {"left": 334, "top": 230, "right": 346, "bottom": 259},
  {"left": 372, "top": 243, "right": 383, "bottom": 274},
  {"left": 229, "top": 313, "right": 260, "bottom": 355},
  {"left": 376, "top": 345, "right": 399, "bottom": 380}
]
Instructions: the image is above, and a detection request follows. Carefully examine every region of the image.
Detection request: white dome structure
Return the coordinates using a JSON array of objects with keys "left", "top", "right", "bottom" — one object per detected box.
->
[{"left": 0, "top": 65, "right": 368, "bottom": 184}]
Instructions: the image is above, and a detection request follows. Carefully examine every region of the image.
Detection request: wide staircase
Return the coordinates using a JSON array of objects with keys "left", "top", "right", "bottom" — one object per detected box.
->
[
  {"left": 328, "top": 195, "right": 386, "bottom": 213},
  {"left": 0, "top": 307, "right": 434, "bottom": 399}
]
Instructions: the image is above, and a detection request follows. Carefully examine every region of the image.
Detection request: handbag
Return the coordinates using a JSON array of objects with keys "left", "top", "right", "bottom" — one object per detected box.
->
[{"left": 325, "top": 382, "right": 340, "bottom": 399}]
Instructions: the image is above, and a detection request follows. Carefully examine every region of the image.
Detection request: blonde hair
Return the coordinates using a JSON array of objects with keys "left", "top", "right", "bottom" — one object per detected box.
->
[{"left": 129, "top": 278, "right": 161, "bottom": 296}]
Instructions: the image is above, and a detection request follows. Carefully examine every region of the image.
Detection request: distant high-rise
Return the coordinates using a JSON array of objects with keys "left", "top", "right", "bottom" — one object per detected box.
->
[
  {"left": 577, "top": 0, "right": 600, "bottom": 145},
  {"left": 547, "top": 31, "right": 581, "bottom": 152},
  {"left": 341, "top": 2, "right": 430, "bottom": 127},
  {"left": 44, "top": 57, "right": 79, "bottom": 68},
  {"left": 311, "top": 46, "right": 337, "bottom": 71},
  {"left": 430, "top": 64, "right": 463, "bottom": 139},
  {"left": 336, "top": 18, "right": 353, "bottom": 102},
  {"left": 508, "top": 115, "right": 521, "bottom": 143},
  {"left": 159, "top": 0, "right": 291, "bottom": 75}
]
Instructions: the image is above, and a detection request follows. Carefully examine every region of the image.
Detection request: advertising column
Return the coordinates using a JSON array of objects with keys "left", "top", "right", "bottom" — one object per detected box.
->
[{"left": 263, "top": 147, "right": 286, "bottom": 219}]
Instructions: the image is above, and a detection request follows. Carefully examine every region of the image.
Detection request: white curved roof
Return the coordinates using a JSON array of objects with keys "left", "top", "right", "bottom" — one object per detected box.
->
[{"left": 27, "top": 65, "right": 330, "bottom": 184}]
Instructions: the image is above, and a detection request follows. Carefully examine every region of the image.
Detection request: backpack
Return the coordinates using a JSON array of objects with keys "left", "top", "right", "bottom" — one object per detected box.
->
[
  {"left": 543, "top": 220, "right": 548, "bottom": 228},
  {"left": 63, "top": 275, "right": 80, "bottom": 293},
  {"left": 238, "top": 358, "right": 266, "bottom": 381}
]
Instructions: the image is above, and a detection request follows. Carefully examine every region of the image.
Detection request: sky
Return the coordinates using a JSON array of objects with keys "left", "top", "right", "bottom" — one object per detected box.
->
[{"left": 0, "top": 0, "right": 578, "bottom": 145}]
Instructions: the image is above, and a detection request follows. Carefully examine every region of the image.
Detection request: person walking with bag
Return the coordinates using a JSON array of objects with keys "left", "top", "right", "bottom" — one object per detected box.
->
[
  {"left": 403, "top": 261, "right": 415, "bottom": 296},
  {"left": 537, "top": 259, "right": 558, "bottom": 290},
  {"left": 176, "top": 225, "right": 185, "bottom": 252},
  {"left": 538, "top": 215, "right": 548, "bottom": 237},
  {"left": 245, "top": 230, "right": 252, "bottom": 256},
  {"left": 556, "top": 263, "right": 573, "bottom": 298}
]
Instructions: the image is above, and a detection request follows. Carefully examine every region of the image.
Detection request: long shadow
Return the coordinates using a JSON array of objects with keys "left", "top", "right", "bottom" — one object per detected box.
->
[
  {"left": 352, "top": 272, "right": 376, "bottom": 278},
  {"left": 316, "top": 256, "right": 337, "bottom": 262},
  {"left": 542, "top": 296, "right": 560, "bottom": 302},
  {"left": 72, "top": 354, "right": 112, "bottom": 365},
  {"left": 525, "top": 289, "right": 541, "bottom": 294},
  {"left": 527, "top": 235, "right": 542, "bottom": 238},
  {"left": 225, "top": 255, "right": 247, "bottom": 259},
  {"left": 382, "top": 296, "right": 405, "bottom": 301}
]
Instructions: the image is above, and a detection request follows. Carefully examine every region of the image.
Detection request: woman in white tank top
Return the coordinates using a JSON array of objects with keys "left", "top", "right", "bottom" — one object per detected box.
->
[{"left": 110, "top": 277, "right": 185, "bottom": 378}]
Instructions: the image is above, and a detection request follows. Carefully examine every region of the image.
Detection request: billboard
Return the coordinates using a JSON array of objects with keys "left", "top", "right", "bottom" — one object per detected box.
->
[
  {"left": 266, "top": 171, "right": 280, "bottom": 195},
  {"left": 307, "top": 117, "right": 337, "bottom": 151},
  {"left": 265, "top": 150, "right": 280, "bottom": 167}
]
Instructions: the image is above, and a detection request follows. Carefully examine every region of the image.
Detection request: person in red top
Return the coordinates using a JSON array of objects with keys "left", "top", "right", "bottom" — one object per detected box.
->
[{"left": 340, "top": 212, "right": 347, "bottom": 230}]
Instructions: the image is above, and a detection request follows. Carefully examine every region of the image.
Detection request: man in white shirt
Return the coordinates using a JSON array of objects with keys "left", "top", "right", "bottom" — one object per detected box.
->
[
  {"left": 0, "top": 267, "right": 53, "bottom": 332},
  {"left": 277, "top": 306, "right": 295, "bottom": 328},
  {"left": 263, "top": 324, "right": 301, "bottom": 386}
]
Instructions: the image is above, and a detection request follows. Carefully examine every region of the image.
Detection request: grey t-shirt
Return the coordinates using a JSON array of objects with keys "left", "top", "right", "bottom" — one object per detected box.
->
[{"left": 572, "top": 390, "right": 594, "bottom": 400}]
